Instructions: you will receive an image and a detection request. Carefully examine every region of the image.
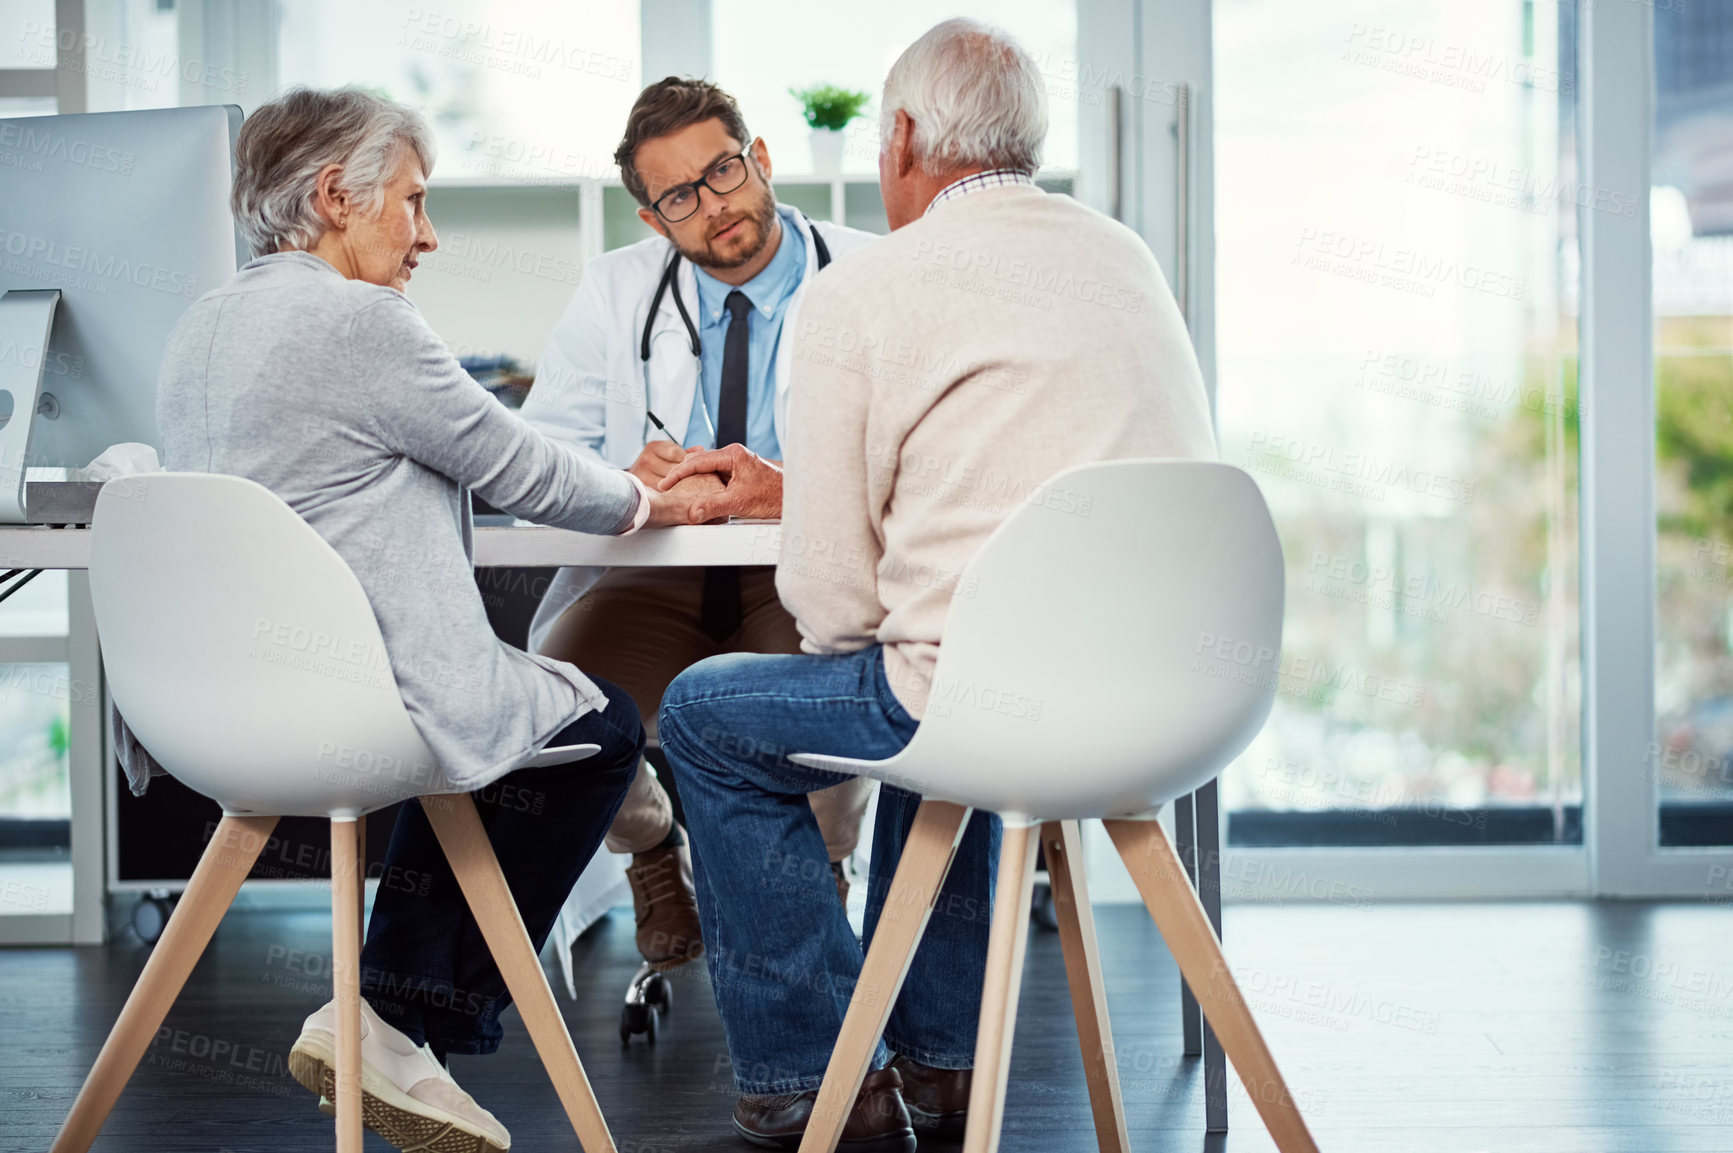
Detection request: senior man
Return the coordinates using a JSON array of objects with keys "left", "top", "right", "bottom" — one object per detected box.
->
[
  {"left": 520, "top": 77, "right": 877, "bottom": 974},
  {"left": 657, "top": 18, "right": 1217, "bottom": 1151}
]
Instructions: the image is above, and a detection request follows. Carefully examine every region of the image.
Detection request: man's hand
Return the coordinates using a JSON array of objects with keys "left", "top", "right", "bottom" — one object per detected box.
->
[
  {"left": 658, "top": 443, "right": 783, "bottom": 522},
  {"left": 628, "top": 439, "right": 688, "bottom": 486},
  {"left": 643, "top": 471, "right": 726, "bottom": 528}
]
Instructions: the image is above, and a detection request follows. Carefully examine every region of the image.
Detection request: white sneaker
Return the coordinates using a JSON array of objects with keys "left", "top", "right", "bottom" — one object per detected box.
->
[{"left": 289, "top": 998, "right": 511, "bottom": 1152}]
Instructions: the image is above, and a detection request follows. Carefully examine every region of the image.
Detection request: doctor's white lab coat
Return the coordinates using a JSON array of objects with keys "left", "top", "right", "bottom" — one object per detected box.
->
[{"left": 519, "top": 206, "right": 877, "bottom": 651}]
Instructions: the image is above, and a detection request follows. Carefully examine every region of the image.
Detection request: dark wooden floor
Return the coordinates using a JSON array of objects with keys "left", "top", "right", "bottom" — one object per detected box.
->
[{"left": 5, "top": 900, "right": 1733, "bottom": 1152}]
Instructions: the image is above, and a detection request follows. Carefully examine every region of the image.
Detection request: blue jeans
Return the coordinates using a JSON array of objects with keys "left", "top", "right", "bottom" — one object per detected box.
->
[
  {"left": 360, "top": 677, "right": 641, "bottom": 1056},
  {"left": 660, "top": 645, "right": 1000, "bottom": 1094}
]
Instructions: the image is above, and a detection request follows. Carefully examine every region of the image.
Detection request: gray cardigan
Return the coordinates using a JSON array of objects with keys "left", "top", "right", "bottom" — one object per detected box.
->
[{"left": 139, "top": 250, "right": 639, "bottom": 792}]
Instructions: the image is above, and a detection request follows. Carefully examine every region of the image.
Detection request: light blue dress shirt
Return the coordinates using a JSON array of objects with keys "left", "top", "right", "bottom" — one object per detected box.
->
[{"left": 686, "top": 206, "right": 807, "bottom": 459}]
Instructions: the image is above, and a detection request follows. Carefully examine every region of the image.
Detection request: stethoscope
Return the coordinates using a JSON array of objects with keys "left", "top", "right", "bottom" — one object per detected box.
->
[{"left": 636, "top": 216, "right": 832, "bottom": 447}]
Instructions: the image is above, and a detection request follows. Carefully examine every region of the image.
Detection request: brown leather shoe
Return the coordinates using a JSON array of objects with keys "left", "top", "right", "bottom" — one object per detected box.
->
[
  {"left": 732, "top": 1067, "right": 914, "bottom": 1151},
  {"left": 889, "top": 1055, "right": 971, "bottom": 1141},
  {"left": 626, "top": 839, "right": 704, "bottom": 971}
]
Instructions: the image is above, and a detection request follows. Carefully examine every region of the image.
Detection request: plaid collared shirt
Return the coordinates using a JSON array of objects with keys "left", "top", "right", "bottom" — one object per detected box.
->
[{"left": 923, "top": 168, "right": 1037, "bottom": 215}]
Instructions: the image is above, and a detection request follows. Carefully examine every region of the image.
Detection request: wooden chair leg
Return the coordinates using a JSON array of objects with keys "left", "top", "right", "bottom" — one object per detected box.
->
[
  {"left": 51, "top": 814, "right": 279, "bottom": 1153},
  {"left": 421, "top": 792, "right": 616, "bottom": 1153},
  {"left": 1042, "top": 821, "right": 1129, "bottom": 1153},
  {"left": 330, "top": 818, "right": 364, "bottom": 1153},
  {"left": 355, "top": 816, "right": 368, "bottom": 942},
  {"left": 800, "top": 800, "right": 973, "bottom": 1153},
  {"left": 962, "top": 820, "right": 1040, "bottom": 1153},
  {"left": 1104, "top": 819, "right": 1319, "bottom": 1153}
]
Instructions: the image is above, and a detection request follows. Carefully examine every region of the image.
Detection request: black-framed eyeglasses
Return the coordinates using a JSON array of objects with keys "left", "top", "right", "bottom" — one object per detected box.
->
[{"left": 650, "top": 150, "right": 754, "bottom": 223}]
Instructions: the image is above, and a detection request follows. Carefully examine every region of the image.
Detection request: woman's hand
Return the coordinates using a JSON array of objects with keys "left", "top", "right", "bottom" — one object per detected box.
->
[{"left": 643, "top": 471, "right": 727, "bottom": 527}]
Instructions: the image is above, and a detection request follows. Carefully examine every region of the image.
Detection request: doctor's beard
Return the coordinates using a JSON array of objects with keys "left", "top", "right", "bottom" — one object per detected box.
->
[{"left": 673, "top": 184, "right": 780, "bottom": 272}]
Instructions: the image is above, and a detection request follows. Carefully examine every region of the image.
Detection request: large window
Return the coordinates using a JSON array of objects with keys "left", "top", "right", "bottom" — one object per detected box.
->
[
  {"left": 1215, "top": 0, "right": 1582, "bottom": 846},
  {"left": 279, "top": 0, "right": 641, "bottom": 184},
  {"left": 1651, "top": 1, "right": 1733, "bottom": 847}
]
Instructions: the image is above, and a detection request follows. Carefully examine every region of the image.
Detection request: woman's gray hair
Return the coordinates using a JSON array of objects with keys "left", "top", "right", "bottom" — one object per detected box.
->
[
  {"left": 880, "top": 18, "right": 1047, "bottom": 176},
  {"left": 231, "top": 87, "right": 437, "bottom": 258}
]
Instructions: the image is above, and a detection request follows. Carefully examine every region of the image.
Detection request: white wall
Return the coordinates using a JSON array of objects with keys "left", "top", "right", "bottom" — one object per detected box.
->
[{"left": 412, "top": 185, "right": 588, "bottom": 364}]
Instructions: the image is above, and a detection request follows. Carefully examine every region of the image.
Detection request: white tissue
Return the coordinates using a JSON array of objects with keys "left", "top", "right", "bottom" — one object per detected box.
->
[{"left": 83, "top": 442, "right": 163, "bottom": 482}]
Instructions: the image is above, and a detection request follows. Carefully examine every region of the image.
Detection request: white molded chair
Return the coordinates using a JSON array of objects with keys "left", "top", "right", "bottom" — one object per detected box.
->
[
  {"left": 792, "top": 460, "right": 1316, "bottom": 1153},
  {"left": 54, "top": 472, "right": 617, "bottom": 1153}
]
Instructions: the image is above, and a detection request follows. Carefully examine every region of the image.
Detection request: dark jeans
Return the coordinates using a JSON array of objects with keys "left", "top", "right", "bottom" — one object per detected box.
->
[
  {"left": 660, "top": 646, "right": 1000, "bottom": 1094},
  {"left": 359, "top": 677, "right": 642, "bottom": 1056}
]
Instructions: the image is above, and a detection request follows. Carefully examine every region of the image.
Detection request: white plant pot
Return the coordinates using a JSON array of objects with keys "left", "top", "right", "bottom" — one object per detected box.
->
[{"left": 809, "top": 128, "right": 845, "bottom": 177}]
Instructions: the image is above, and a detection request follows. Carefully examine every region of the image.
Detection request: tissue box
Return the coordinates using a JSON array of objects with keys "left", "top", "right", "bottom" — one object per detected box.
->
[
  {"left": 26, "top": 481, "right": 103, "bottom": 524},
  {"left": 20, "top": 446, "right": 163, "bottom": 525},
  {"left": 24, "top": 469, "right": 102, "bottom": 525}
]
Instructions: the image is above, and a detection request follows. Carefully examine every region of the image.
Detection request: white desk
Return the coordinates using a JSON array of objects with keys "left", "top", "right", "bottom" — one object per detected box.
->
[
  {"left": 0, "top": 522, "right": 786, "bottom": 571},
  {"left": 0, "top": 521, "right": 785, "bottom": 948}
]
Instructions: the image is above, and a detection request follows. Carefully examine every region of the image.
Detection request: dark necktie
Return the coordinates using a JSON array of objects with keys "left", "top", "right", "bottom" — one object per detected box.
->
[{"left": 700, "top": 290, "right": 753, "bottom": 642}]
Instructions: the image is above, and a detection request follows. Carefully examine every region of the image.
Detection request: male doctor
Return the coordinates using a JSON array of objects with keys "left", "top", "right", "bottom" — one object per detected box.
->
[{"left": 519, "top": 77, "right": 877, "bottom": 974}]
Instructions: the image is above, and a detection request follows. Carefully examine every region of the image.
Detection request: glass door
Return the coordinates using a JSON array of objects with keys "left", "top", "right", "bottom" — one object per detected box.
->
[
  {"left": 1650, "top": 3, "right": 1733, "bottom": 851},
  {"left": 1211, "top": 0, "right": 1583, "bottom": 849}
]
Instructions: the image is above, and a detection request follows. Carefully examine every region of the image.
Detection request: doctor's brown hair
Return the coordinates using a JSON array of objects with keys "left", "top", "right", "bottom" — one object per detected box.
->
[{"left": 615, "top": 77, "right": 753, "bottom": 208}]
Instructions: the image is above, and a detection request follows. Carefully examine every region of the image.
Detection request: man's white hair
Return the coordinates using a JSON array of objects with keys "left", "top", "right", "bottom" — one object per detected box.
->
[{"left": 880, "top": 18, "right": 1047, "bottom": 176}]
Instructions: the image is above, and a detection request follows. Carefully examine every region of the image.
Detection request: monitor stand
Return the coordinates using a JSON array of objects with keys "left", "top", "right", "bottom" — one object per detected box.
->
[{"left": 0, "top": 289, "right": 63, "bottom": 524}]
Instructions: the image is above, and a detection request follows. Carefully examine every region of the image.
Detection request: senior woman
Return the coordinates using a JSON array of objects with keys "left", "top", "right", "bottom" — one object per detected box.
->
[{"left": 157, "top": 87, "right": 713, "bottom": 1153}]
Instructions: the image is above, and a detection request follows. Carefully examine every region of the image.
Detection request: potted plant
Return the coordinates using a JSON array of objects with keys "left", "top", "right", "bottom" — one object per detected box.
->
[{"left": 790, "top": 84, "right": 871, "bottom": 177}]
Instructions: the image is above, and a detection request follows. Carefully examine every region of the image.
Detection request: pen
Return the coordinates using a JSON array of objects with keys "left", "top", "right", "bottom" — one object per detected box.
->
[{"left": 644, "top": 408, "right": 680, "bottom": 445}]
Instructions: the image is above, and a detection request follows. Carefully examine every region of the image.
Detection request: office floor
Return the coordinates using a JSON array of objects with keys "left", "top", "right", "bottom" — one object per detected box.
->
[{"left": 5, "top": 900, "right": 1731, "bottom": 1152}]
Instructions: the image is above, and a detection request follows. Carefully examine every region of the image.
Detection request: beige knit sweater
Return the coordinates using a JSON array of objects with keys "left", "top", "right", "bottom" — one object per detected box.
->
[{"left": 777, "top": 183, "right": 1217, "bottom": 717}]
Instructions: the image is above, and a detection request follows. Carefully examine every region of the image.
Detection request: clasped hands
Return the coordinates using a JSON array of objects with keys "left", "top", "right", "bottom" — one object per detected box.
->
[{"left": 632, "top": 439, "right": 782, "bottom": 528}]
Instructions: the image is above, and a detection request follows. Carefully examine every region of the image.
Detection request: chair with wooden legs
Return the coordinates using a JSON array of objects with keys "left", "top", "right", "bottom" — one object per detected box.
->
[
  {"left": 53, "top": 473, "right": 618, "bottom": 1153},
  {"left": 790, "top": 460, "right": 1317, "bottom": 1153}
]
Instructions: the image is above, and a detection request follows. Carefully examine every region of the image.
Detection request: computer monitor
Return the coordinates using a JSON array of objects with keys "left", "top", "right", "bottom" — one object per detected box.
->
[{"left": 0, "top": 105, "right": 243, "bottom": 522}]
